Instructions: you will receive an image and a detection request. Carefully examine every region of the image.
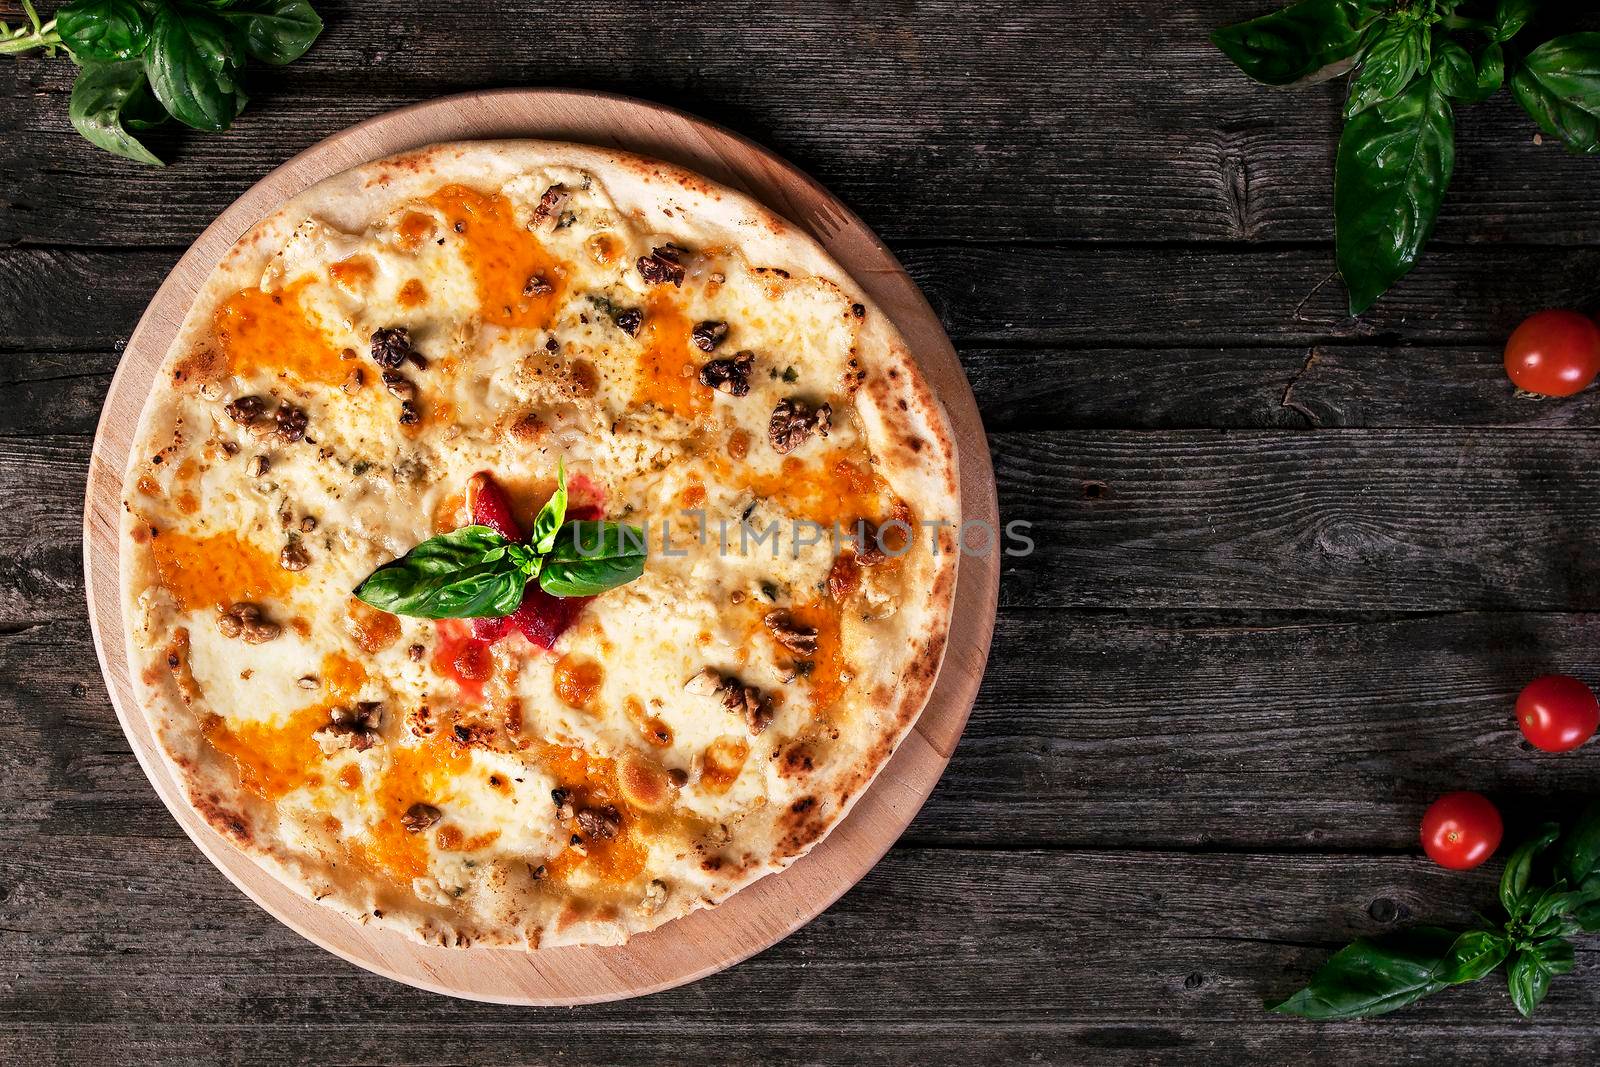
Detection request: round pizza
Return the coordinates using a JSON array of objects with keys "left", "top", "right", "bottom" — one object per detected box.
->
[{"left": 120, "top": 140, "right": 959, "bottom": 948}]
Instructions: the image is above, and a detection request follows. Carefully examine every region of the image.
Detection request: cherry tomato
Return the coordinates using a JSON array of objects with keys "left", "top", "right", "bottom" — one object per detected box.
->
[
  {"left": 1420, "top": 792, "right": 1502, "bottom": 870},
  {"left": 1516, "top": 674, "right": 1600, "bottom": 753},
  {"left": 1503, "top": 309, "right": 1600, "bottom": 396}
]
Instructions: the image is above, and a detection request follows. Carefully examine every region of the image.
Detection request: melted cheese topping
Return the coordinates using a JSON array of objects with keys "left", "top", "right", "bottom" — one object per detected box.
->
[{"left": 129, "top": 162, "right": 918, "bottom": 944}]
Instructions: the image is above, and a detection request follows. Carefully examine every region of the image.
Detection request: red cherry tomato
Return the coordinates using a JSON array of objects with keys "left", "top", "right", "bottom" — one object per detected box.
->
[
  {"left": 1420, "top": 792, "right": 1503, "bottom": 870},
  {"left": 1503, "top": 309, "right": 1600, "bottom": 396},
  {"left": 1516, "top": 674, "right": 1600, "bottom": 753}
]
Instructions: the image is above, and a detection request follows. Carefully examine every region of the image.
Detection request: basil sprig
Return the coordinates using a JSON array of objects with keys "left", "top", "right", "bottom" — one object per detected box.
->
[
  {"left": 353, "top": 463, "right": 648, "bottom": 619},
  {"left": 1272, "top": 802, "right": 1600, "bottom": 1020},
  {"left": 1214, "top": 2, "right": 1600, "bottom": 313},
  {"left": 2, "top": 0, "right": 322, "bottom": 165}
]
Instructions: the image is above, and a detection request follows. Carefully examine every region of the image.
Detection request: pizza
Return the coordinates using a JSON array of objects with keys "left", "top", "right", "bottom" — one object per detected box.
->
[{"left": 119, "top": 140, "right": 959, "bottom": 948}]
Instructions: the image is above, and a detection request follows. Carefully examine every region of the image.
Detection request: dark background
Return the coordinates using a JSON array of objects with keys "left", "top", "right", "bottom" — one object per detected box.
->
[{"left": 4, "top": 1, "right": 1600, "bottom": 1063}]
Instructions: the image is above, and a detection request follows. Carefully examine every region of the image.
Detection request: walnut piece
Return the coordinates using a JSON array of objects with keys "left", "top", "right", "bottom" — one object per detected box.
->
[
  {"left": 699, "top": 350, "right": 753, "bottom": 397},
  {"left": 401, "top": 802, "right": 441, "bottom": 833},
  {"left": 279, "top": 541, "right": 310, "bottom": 572},
  {"left": 764, "top": 611, "right": 818, "bottom": 656},
  {"left": 382, "top": 370, "right": 416, "bottom": 401},
  {"left": 768, "top": 397, "right": 831, "bottom": 454},
  {"left": 274, "top": 403, "right": 308, "bottom": 443},
  {"left": 690, "top": 320, "right": 729, "bottom": 352},
  {"left": 215, "top": 602, "right": 280, "bottom": 644},
  {"left": 223, "top": 395, "right": 266, "bottom": 425},
  {"left": 828, "top": 553, "right": 863, "bottom": 600},
  {"left": 576, "top": 805, "right": 622, "bottom": 840},
  {"left": 531, "top": 184, "right": 569, "bottom": 228},
  {"left": 612, "top": 306, "right": 643, "bottom": 337},
  {"left": 636, "top": 245, "right": 686, "bottom": 287},
  {"left": 317, "top": 702, "right": 384, "bottom": 753},
  {"left": 639, "top": 878, "right": 668, "bottom": 916},
  {"left": 849, "top": 521, "right": 888, "bottom": 566},
  {"left": 369, "top": 326, "right": 419, "bottom": 370},
  {"left": 685, "top": 667, "right": 773, "bottom": 735},
  {"left": 551, "top": 787, "right": 575, "bottom": 822}
]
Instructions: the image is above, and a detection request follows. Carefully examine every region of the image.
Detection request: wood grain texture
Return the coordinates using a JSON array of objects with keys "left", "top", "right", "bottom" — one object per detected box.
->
[
  {"left": 5, "top": 0, "right": 1600, "bottom": 1058},
  {"left": 2, "top": 3, "right": 1598, "bottom": 248},
  {"left": 999, "top": 429, "right": 1600, "bottom": 611},
  {"left": 2, "top": 843, "right": 1597, "bottom": 1065}
]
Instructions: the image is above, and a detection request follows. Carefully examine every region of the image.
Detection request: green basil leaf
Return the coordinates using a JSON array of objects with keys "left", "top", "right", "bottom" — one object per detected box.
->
[
  {"left": 1525, "top": 880, "right": 1585, "bottom": 927},
  {"left": 222, "top": 0, "right": 322, "bottom": 66},
  {"left": 1535, "top": 937, "right": 1576, "bottom": 974},
  {"left": 1433, "top": 40, "right": 1502, "bottom": 104},
  {"left": 57, "top": 0, "right": 151, "bottom": 62},
  {"left": 529, "top": 459, "right": 568, "bottom": 557},
  {"left": 1507, "top": 949, "right": 1554, "bottom": 1017},
  {"left": 1476, "top": 42, "right": 1506, "bottom": 100},
  {"left": 1492, "top": 0, "right": 1537, "bottom": 43},
  {"left": 1334, "top": 76, "right": 1455, "bottom": 314},
  {"left": 68, "top": 61, "right": 164, "bottom": 166},
  {"left": 1570, "top": 888, "right": 1600, "bottom": 934},
  {"left": 354, "top": 525, "right": 532, "bottom": 619},
  {"left": 1269, "top": 926, "right": 1464, "bottom": 1020},
  {"left": 1435, "top": 929, "right": 1510, "bottom": 984},
  {"left": 1510, "top": 33, "right": 1600, "bottom": 155},
  {"left": 1430, "top": 41, "right": 1476, "bottom": 100},
  {"left": 1211, "top": 0, "right": 1372, "bottom": 87},
  {"left": 143, "top": 5, "right": 247, "bottom": 132},
  {"left": 120, "top": 78, "right": 170, "bottom": 130},
  {"left": 1500, "top": 822, "right": 1561, "bottom": 917},
  {"left": 537, "top": 521, "right": 648, "bottom": 598},
  {"left": 1346, "top": 19, "right": 1430, "bottom": 118},
  {"left": 1557, "top": 800, "right": 1600, "bottom": 887}
]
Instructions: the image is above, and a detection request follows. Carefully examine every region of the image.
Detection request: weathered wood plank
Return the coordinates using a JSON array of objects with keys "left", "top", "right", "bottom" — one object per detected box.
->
[
  {"left": 4, "top": 244, "right": 1598, "bottom": 354},
  {"left": 9, "top": 611, "right": 1598, "bottom": 852},
  {"left": 999, "top": 429, "right": 1600, "bottom": 611},
  {"left": 2, "top": 4, "right": 1598, "bottom": 248},
  {"left": 969, "top": 344, "right": 1600, "bottom": 431},
  {"left": 0, "top": 844, "right": 1594, "bottom": 1065},
  {"left": 0, "top": 249, "right": 177, "bottom": 352},
  {"left": 0, "top": 437, "right": 87, "bottom": 628},
  {"left": 0, "top": 351, "right": 119, "bottom": 436}
]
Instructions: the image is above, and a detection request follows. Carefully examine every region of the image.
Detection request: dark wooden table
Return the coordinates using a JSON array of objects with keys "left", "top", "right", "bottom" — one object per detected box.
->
[{"left": 5, "top": 1, "right": 1600, "bottom": 1062}]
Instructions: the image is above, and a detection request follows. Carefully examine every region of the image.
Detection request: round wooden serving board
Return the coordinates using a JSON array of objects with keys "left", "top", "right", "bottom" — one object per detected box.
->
[{"left": 83, "top": 89, "right": 999, "bottom": 1004}]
